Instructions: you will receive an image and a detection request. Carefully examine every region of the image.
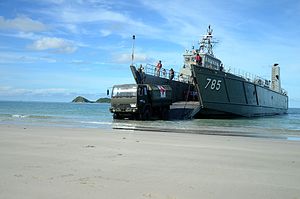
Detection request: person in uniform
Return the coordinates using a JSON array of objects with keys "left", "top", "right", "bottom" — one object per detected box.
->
[
  {"left": 156, "top": 60, "right": 162, "bottom": 76},
  {"left": 169, "top": 68, "right": 174, "bottom": 80},
  {"left": 162, "top": 69, "right": 166, "bottom": 78},
  {"left": 195, "top": 53, "right": 202, "bottom": 65}
]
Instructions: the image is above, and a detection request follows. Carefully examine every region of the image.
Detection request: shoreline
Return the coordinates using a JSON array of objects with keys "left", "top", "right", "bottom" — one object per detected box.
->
[
  {"left": 113, "top": 125, "right": 300, "bottom": 140},
  {"left": 1, "top": 125, "right": 300, "bottom": 198},
  {"left": 5, "top": 121, "right": 299, "bottom": 140}
]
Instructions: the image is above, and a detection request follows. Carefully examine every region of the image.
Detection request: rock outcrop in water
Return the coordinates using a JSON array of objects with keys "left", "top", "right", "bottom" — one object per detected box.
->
[
  {"left": 72, "top": 96, "right": 93, "bottom": 103},
  {"left": 96, "top": 97, "right": 111, "bottom": 103},
  {"left": 72, "top": 96, "right": 111, "bottom": 103}
]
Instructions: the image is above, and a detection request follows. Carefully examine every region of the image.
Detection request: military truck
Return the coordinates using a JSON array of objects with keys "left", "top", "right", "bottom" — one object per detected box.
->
[{"left": 110, "top": 84, "right": 172, "bottom": 120}]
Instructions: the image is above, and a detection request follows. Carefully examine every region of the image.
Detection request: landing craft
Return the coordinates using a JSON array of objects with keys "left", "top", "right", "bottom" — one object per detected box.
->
[{"left": 130, "top": 26, "right": 288, "bottom": 118}]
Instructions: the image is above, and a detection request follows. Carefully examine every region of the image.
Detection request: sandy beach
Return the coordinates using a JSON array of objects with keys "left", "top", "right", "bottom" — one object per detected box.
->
[{"left": 0, "top": 125, "right": 299, "bottom": 199}]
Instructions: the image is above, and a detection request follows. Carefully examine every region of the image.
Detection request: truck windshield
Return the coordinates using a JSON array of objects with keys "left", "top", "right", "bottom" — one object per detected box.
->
[{"left": 112, "top": 86, "right": 137, "bottom": 97}]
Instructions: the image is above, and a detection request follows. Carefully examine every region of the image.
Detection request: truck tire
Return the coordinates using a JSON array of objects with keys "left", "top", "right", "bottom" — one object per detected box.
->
[
  {"left": 113, "top": 113, "right": 121, "bottom": 119},
  {"left": 141, "top": 108, "right": 151, "bottom": 120},
  {"left": 161, "top": 107, "right": 170, "bottom": 120}
]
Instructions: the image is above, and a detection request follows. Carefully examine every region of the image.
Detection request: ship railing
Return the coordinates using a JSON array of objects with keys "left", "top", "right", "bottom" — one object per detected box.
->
[
  {"left": 281, "top": 88, "right": 288, "bottom": 95},
  {"left": 141, "top": 63, "right": 192, "bottom": 83},
  {"left": 225, "top": 66, "right": 270, "bottom": 88}
]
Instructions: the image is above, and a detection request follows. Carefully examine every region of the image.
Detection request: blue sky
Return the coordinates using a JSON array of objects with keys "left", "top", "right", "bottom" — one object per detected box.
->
[{"left": 0, "top": 0, "right": 300, "bottom": 107}]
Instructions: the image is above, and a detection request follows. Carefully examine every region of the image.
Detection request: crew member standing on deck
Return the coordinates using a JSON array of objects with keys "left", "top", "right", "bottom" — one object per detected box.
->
[
  {"left": 169, "top": 68, "right": 174, "bottom": 80},
  {"left": 162, "top": 69, "right": 166, "bottom": 78},
  {"left": 195, "top": 53, "right": 202, "bottom": 65},
  {"left": 156, "top": 60, "right": 162, "bottom": 76}
]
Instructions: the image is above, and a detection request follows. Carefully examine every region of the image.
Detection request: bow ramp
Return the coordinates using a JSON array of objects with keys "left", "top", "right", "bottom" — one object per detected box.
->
[{"left": 169, "top": 101, "right": 201, "bottom": 120}]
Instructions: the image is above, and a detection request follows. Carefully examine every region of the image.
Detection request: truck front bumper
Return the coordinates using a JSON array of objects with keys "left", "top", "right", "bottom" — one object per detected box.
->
[{"left": 110, "top": 107, "right": 138, "bottom": 113}]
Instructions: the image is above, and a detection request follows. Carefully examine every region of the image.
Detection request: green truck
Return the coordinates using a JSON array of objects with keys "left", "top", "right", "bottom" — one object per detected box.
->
[{"left": 110, "top": 84, "right": 172, "bottom": 120}]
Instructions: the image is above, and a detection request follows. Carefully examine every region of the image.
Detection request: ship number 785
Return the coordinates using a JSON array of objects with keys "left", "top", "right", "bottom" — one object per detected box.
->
[{"left": 205, "top": 78, "right": 221, "bottom": 90}]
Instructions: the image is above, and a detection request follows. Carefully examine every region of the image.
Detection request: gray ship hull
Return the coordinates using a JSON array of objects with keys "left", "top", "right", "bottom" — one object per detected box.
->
[{"left": 191, "top": 64, "right": 288, "bottom": 117}]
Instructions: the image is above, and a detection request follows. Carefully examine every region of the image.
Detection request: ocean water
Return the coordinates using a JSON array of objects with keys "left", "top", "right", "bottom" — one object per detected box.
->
[
  {"left": 0, "top": 101, "right": 300, "bottom": 138},
  {"left": 0, "top": 101, "right": 112, "bottom": 128}
]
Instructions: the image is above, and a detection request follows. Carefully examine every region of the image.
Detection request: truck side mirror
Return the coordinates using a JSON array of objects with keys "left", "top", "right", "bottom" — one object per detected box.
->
[{"left": 107, "top": 89, "right": 109, "bottom": 96}]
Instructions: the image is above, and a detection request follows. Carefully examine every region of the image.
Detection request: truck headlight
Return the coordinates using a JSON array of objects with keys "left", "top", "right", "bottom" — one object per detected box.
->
[{"left": 130, "top": 103, "right": 136, "bottom": 108}]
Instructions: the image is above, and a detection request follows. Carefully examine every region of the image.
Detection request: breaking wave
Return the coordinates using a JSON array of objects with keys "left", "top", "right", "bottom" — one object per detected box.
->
[{"left": 11, "top": 114, "right": 55, "bottom": 119}]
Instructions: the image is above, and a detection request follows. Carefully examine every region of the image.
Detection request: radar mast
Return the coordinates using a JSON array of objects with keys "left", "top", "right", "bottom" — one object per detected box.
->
[{"left": 199, "top": 25, "right": 217, "bottom": 56}]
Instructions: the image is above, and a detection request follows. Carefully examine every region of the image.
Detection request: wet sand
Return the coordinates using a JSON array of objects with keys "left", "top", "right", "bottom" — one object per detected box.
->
[{"left": 0, "top": 125, "right": 300, "bottom": 199}]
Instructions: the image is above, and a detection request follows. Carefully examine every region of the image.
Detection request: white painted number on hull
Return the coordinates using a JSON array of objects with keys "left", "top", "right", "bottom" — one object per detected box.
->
[{"left": 205, "top": 78, "right": 221, "bottom": 91}]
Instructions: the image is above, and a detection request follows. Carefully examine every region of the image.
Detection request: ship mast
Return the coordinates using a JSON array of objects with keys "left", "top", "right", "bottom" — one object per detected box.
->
[
  {"left": 131, "top": 35, "right": 135, "bottom": 65},
  {"left": 199, "top": 25, "right": 216, "bottom": 56}
]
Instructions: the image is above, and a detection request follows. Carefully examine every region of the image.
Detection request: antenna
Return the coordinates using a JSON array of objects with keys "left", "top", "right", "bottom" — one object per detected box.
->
[
  {"left": 198, "top": 25, "right": 217, "bottom": 56},
  {"left": 131, "top": 35, "right": 135, "bottom": 66}
]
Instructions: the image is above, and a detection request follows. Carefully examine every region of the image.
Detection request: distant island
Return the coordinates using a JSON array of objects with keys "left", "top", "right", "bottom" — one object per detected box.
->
[
  {"left": 95, "top": 97, "right": 111, "bottom": 103},
  {"left": 72, "top": 96, "right": 111, "bottom": 103},
  {"left": 72, "top": 96, "right": 93, "bottom": 103}
]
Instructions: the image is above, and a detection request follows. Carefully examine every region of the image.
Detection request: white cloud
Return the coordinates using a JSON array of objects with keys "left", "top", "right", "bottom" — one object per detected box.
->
[
  {"left": 32, "top": 88, "right": 69, "bottom": 95},
  {"left": 100, "top": 29, "right": 111, "bottom": 37},
  {"left": 0, "top": 52, "right": 57, "bottom": 64},
  {"left": 0, "top": 86, "right": 69, "bottom": 96},
  {"left": 0, "top": 86, "right": 11, "bottom": 92},
  {"left": 0, "top": 16, "right": 47, "bottom": 32},
  {"left": 0, "top": 86, "right": 109, "bottom": 102},
  {"left": 113, "top": 53, "right": 151, "bottom": 64},
  {"left": 0, "top": 31, "right": 40, "bottom": 40},
  {"left": 54, "top": 1, "right": 141, "bottom": 25},
  {"left": 69, "top": 60, "right": 89, "bottom": 65},
  {"left": 15, "top": 32, "right": 41, "bottom": 40},
  {"left": 30, "top": 37, "right": 77, "bottom": 53},
  {"left": 40, "top": 2, "right": 162, "bottom": 39}
]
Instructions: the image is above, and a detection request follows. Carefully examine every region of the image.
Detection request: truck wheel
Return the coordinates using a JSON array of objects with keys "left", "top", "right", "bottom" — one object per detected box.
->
[
  {"left": 113, "top": 113, "right": 121, "bottom": 119},
  {"left": 161, "top": 107, "right": 170, "bottom": 120},
  {"left": 142, "top": 109, "right": 151, "bottom": 120}
]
